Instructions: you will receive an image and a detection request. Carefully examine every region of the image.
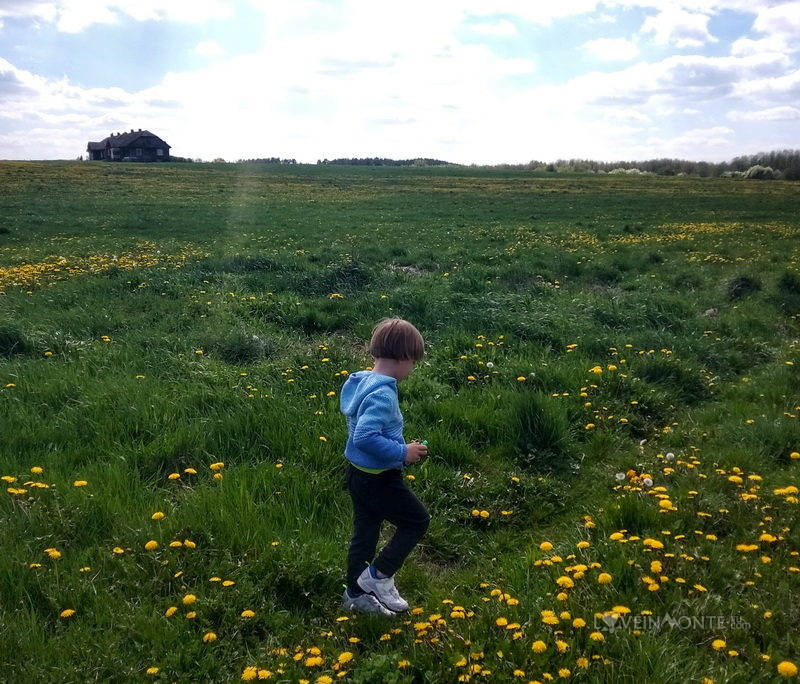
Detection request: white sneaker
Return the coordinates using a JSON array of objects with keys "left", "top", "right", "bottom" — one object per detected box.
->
[
  {"left": 356, "top": 567, "right": 409, "bottom": 612},
  {"left": 341, "top": 589, "right": 395, "bottom": 617}
]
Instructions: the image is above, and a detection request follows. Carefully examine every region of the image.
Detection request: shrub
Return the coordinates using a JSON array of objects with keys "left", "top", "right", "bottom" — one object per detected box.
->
[
  {"left": 744, "top": 165, "right": 777, "bottom": 180},
  {"left": 0, "top": 324, "right": 32, "bottom": 357},
  {"left": 511, "top": 391, "right": 575, "bottom": 473},
  {"left": 777, "top": 270, "right": 800, "bottom": 295},
  {"left": 726, "top": 274, "right": 761, "bottom": 300},
  {"left": 210, "top": 330, "right": 274, "bottom": 364},
  {"left": 635, "top": 356, "right": 711, "bottom": 404},
  {"left": 770, "top": 270, "right": 800, "bottom": 315}
]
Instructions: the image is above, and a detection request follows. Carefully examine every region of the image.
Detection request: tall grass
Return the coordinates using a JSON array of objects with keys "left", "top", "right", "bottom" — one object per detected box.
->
[{"left": 1, "top": 162, "right": 799, "bottom": 682}]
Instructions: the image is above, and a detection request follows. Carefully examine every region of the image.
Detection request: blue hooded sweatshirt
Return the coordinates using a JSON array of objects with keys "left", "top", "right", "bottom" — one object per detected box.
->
[{"left": 340, "top": 370, "right": 406, "bottom": 471}]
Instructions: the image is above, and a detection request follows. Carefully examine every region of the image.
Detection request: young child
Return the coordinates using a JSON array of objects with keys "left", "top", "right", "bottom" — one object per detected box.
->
[{"left": 340, "top": 318, "right": 430, "bottom": 616}]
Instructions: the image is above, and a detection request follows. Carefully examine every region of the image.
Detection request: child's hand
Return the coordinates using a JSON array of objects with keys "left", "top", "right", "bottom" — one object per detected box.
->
[{"left": 404, "top": 442, "right": 428, "bottom": 464}]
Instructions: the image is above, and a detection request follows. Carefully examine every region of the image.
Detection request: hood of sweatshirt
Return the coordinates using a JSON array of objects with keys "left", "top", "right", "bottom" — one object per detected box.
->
[{"left": 340, "top": 370, "right": 397, "bottom": 417}]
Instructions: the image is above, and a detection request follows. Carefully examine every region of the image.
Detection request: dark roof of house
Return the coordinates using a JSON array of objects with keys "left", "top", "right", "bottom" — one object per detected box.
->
[{"left": 87, "top": 129, "right": 170, "bottom": 149}]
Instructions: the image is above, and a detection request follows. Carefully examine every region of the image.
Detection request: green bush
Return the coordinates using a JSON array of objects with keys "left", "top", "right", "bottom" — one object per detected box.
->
[
  {"left": 209, "top": 330, "right": 274, "bottom": 364},
  {"left": 726, "top": 274, "right": 761, "bottom": 300},
  {"left": 510, "top": 391, "right": 575, "bottom": 473},
  {"left": 0, "top": 323, "right": 33, "bottom": 357}
]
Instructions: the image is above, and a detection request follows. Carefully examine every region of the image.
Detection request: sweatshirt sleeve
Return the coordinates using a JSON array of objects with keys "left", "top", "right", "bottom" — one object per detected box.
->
[{"left": 351, "top": 388, "right": 406, "bottom": 468}]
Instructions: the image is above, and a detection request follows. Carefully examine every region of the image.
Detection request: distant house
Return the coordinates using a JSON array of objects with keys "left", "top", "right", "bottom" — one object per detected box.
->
[{"left": 87, "top": 129, "right": 170, "bottom": 161}]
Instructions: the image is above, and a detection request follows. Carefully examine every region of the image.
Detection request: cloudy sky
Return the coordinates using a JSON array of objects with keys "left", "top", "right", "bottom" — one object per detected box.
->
[{"left": 1, "top": 0, "right": 798, "bottom": 164}]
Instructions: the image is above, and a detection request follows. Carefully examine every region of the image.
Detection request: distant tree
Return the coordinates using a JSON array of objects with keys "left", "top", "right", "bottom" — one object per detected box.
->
[{"left": 745, "top": 165, "right": 777, "bottom": 180}]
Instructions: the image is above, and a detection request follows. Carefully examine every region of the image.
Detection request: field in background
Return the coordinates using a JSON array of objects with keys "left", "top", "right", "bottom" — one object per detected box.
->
[{"left": 1, "top": 161, "right": 799, "bottom": 683}]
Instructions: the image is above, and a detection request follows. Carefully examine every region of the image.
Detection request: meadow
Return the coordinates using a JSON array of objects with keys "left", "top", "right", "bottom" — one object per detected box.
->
[{"left": 1, "top": 160, "right": 799, "bottom": 683}]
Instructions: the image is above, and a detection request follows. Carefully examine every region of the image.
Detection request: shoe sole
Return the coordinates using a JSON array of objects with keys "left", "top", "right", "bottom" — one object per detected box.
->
[
  {"left": 342, "top": 593, "right": 396, "bottom": 617},
  {"left": 356, "top": 581, "right": 408, "bottom": 612}
]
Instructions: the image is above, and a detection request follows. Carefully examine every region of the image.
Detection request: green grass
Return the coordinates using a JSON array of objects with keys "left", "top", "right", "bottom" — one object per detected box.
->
[{"left": 1, "top": 161, "right": 799, "bottom": 683}]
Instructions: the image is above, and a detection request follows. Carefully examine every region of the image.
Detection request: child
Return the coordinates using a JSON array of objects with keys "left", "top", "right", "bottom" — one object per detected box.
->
[{"left": 340, "top": 318, "right": 430, "bottom": 615}]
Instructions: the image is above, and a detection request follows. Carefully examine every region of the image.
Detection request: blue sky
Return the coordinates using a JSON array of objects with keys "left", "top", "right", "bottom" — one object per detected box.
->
[{"left": 0, "top": 0, "right": 798, "bottom": 164}]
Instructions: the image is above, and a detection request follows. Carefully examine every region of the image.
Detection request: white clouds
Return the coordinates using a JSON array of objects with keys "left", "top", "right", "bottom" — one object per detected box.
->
[
  {"left": 195, "top": 40, "right": 224, "bottom": 57},
  {"left": 731, "top": 37, "right": 786, "bottom": 57},
  {"left": 1, "top": 0, "right": 799, "bottom": 163},
  {"left": 629, "top": 126, "right": 735, "bottom": 160},
  {"left": 752, "top": 3, "right": 800, "bottom": 39},
  {"left": 734, "top": 68, "right": 800, "bottom": 104},
  {"left": 572, "top": 52, "right": 790, "bottom": 108},
  {"left": 640, "top": 8, "right": 717, "bottom": 48},
  {"left": 731, "top": 3, "right": 800, "bottom": 57},
  {"left": 0, "top": 0, "right": 230, "bottom": 33},
  {"left": 603, "top": 108, "right": 652, "bottom": 124},
  {"left": 581, "top": 38, "right": 639, "bottom": 62},
  {"left": 728, "top": 106, "right": 800, "bottom": 122},
  {"left": 467, "top": 19, "right": 518, "bottom": 36}
]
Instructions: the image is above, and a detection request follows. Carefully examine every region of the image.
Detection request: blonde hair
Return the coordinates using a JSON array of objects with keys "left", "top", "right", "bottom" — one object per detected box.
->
[{"left": 369, "top": 318, "right": 424, "bottom": 361}]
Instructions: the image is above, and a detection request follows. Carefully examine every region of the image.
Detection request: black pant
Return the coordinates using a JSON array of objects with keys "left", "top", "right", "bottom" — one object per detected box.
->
[{"left": 346, "top": 464, "right": 430, "bottom": 591}]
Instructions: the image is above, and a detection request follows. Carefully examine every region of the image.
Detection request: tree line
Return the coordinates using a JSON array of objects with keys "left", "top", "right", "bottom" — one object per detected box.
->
[
  {"left": 168, "top": 149, "right": 800, "bottom": 179},
  {"left": 489, "top": 149, "right": 800, "bottom": 180},
  {"left": 316, "top": 157, "right": 453, "bottom": 167}
]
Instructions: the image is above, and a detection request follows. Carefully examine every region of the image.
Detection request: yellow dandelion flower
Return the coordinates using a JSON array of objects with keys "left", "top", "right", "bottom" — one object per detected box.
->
[
  {"left": 182, "top": 594, "right": 197, "bottom": 605},
  {"left": 778, "top": 661, "right": 798, "bottom": 677},
  {"left": 532, "top": 640, "right": 547, "bottom": 653},
  {"left": 59, "top": 609, "right": 76, "bottom": 618},
  {"left": 151, "top": 511, "right": 165, "bottom": 520},
  {"left": 589, "top": 632, "right": 605, "bottom": 642},
  {"left": 73, "top": 480, "right": 88, "bottom": 487},
  {"left": 241, "top": 609, "right": 255, "bottom": 618},
  {"left": 165, "top": 606, "right": 178, "bottom": 617},
  {"left": 144, "top": 540, "right": 159, "bottom": 551},
  {"left": 202, "top": 632, "right": 217, "bottom": 643},
  {"left": 711, "top": 639, "right": 726, "bottom": 651},
  {"left": 597, "top": 572, "right": 613, "bottom": 584},
  {"left": 146, "top": 667, "right": 160, "bottom": 675},
  {"left": 30, "top": 466, "right": 43, "bottom": 475}
]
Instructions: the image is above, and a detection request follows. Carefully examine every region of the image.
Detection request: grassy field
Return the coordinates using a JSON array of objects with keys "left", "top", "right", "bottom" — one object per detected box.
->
[{"left": 1, "top": 161, "right": 799, "bottom": 683}]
